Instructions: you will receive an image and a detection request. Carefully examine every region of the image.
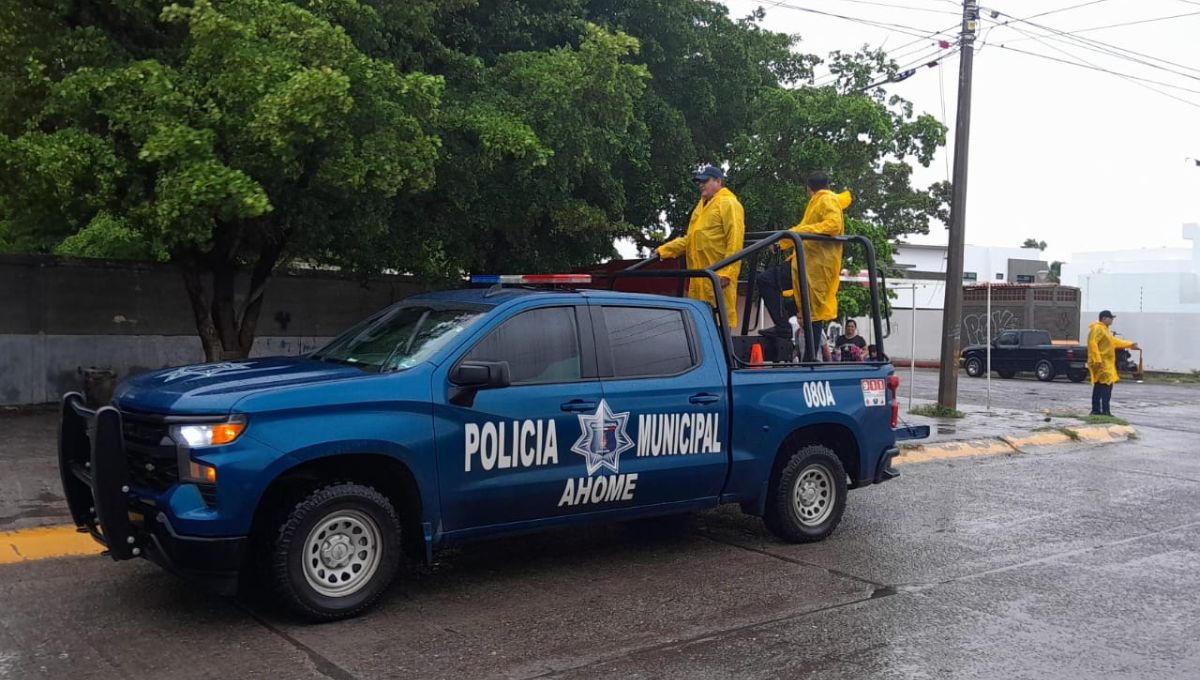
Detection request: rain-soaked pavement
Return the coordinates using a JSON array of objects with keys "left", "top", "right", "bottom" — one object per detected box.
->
[{"left": 2, "top": 373, "right": 1199, "bottom": 679}]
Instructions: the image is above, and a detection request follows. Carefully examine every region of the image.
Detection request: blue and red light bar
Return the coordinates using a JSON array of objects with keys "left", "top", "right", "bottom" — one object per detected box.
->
[{"left": 471, "top": 274, "right": 593, "bottom": 285}]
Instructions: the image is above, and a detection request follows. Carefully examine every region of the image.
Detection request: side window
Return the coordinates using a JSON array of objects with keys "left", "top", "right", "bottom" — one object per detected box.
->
[
  {"left": 603, "top": 306, "right": 696, "bottom": 378},
  {"left": 462, "top": 307, "right": 582, "bottom": 384},
  {"left": 997, "top": 332, "right": 1019, "bottom": 346}
]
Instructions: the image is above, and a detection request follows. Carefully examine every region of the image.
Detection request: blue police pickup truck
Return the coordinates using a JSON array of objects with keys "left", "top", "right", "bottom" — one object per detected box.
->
[{"left": 58, "top": 232, "right": 926, "bottom": 621}]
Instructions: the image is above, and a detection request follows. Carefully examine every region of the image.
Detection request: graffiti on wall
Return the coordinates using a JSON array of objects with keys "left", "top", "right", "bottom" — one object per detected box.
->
[{"left": 962, "top": 310, "right": 1018, "bottom": 346}]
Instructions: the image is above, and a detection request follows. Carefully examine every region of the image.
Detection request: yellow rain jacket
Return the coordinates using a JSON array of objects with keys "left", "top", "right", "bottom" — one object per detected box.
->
[
  {"left": 1087, "top": 321, "right": 1135, "bottom": 385},
  {"left": 779, "top": 189, "right": 852, "bottom": 322},
  {"left": 657, "top": 187, "right": 746, "bottom": 327}
]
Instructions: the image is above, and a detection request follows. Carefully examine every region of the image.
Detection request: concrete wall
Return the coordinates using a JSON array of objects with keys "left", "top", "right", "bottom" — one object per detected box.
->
[
  {"left": 1078, "top": 312, "right": 1200, "bottom": 374},
  {"left": 847, "top": 308, "right": 945, "bottom": 363},
  {"left": 0, "top": 255, "right": 423, "bottom": 405}
]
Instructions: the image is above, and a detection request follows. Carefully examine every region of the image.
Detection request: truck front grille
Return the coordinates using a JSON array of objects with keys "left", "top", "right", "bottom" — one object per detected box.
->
[{"left": 121, "top": 416, "right": 179, "bottom": 491}]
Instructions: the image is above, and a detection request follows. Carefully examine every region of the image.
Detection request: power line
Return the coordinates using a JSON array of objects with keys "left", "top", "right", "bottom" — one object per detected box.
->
[
  {"left": 982, "top": 10, "right": 1200, "bottom": 80},
  {"left": 992, "top": 43, "right": 1200, "bottom": 109},
  {"left": 1000, "top": 22, "right": 1200, "bottom": 94},
  {"left": 1020, "top": 0, "right": 1112, "bottom": 22},
  {"left": 1007, "top": 9, "right": 1200, "bottom": 38},
  {"left": 859, "top": 47, "right": 960, "bottom": 91},
  {"left": 751, "top": 0, "right": 955, "bottom": 40},
  {"left": 827, "top": 0, "right": 962, "bottom": 16}
]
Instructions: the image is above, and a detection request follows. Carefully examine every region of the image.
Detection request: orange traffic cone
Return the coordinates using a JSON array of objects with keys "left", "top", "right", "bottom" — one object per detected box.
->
[{"left": 749, "top": 342, "right": 764, "bottom": 368}]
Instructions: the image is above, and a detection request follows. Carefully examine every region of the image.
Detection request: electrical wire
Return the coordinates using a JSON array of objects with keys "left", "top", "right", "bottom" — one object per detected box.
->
[
  {"left": 1018, "top": 0, "right": 1112, "bottom": 22},
  {"left": 813, "top": 44, "right": 951, "bottom": 88},
  {"left": 858, "top": 47, "right": 960, "bottom": 91},
  {"left": 1000, "top": 21, "right": 1200, "bottom": 95},
  {"left": 826, "top": 0, "right": 962, "bottom": 16},
  {"left": 999, "top": 9, "right": 1200, "bottom": 41},
  {"left": 992, "top": 43, "right": 1200, "bottom": 109},
  {"left": 982, "top": 7, "right": 1200, "bottom": 79},
  {"left": 937, "top": 58, "right": 951, "bottom": 182},
  {"left": 748, "top": 0, "right": 956, "bottom": 40}
]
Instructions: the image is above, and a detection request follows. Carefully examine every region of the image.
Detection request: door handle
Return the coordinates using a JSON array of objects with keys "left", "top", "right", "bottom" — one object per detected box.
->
[
  {"left": 689, "top": 393, "right": 721, "bottom": 405},
  {"left": 560, "top": 400, "right": 598, "bottom": 413}
]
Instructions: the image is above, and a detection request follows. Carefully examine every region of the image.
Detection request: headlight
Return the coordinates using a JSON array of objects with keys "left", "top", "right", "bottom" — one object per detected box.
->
[
  {"left": 171, "top": 416, "right": 246, "bottom": 486},
  {"left": 172, "top": 416, "right": 247, "bottom": 448}
]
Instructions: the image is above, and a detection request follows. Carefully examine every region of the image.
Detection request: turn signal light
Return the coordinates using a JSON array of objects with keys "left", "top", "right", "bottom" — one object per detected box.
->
[{"left": 211, "top": 422, "right": 246, "bottom": 445}]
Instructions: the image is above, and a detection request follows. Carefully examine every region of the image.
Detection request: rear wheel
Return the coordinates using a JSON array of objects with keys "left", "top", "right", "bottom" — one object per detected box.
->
[
  {"left": 270, "top": 482, "right": 401, "bottom": 622},
  {"left": 965, "top": 357, "right": 984, "bottom": 377},
  {"left": 1068, "top": 371, "right": 1088, "bottom": 383},
  {"left": 1035, "top": 360, "right": 1056, "bottom": 382},
  {"left": 764, "top": 445, "right": 847, "bottom": 543}
]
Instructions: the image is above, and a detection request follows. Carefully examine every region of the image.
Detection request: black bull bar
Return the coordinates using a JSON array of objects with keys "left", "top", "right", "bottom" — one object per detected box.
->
[{"left": 57, "top": 392, "right": 139, "bottom": 560}]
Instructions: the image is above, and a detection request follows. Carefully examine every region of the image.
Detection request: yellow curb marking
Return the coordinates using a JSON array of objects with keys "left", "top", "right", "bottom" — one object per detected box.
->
[
  {"left": 895, "top": 439, "right": 1016, "bottom": 465},
  {"left": 898, "top": 424, "right": 1136, "bottom": 466},
  {"left": 0, "top": 525, "right": 102, "bottom": 565},
  {"left": 1003, "top": 431, "right": 1073, "bottom": 448}
]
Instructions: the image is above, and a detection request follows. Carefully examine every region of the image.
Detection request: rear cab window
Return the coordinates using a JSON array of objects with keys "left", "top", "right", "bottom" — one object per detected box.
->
[{"left": 600, "top": 305, "right": 698, "bottom": 379}]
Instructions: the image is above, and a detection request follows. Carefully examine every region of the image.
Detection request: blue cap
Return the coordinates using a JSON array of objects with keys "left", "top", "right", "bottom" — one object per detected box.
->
[{"left": 693, "top": 165, "right": 726, "bottom": 182}]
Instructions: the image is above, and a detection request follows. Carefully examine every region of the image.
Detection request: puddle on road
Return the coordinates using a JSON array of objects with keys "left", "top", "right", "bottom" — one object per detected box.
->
[{"left": 936, "top": 425, "right": 957, "bottom": 435}]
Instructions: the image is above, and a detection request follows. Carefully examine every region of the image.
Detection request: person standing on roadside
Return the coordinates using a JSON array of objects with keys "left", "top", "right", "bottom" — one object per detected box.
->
[
  {"left": 657, "top": 166, "right": 746, "bottom": 328},
  {"left": 1087, "top": 310, "right": 1139, "bottom": 416}
]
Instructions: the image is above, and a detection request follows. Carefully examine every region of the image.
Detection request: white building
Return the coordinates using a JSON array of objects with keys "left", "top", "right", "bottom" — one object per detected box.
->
[
  {"left": 1055, "top": 224, "right": 1200, "bottom": 373},
  {"left": 889, "top": 243, "right": 1048, "bottom": 311},
  {"left": 1060, "top": 224, "right": 1200, "bottom": 313}
]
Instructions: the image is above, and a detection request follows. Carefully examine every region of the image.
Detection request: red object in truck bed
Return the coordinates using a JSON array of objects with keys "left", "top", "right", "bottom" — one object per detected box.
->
[{"left": 574, "top": 258, "right": 687, "bottom": 297}]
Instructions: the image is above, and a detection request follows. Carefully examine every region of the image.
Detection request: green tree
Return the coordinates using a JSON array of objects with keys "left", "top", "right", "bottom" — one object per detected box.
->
[
  {"left": 1023, "top": 238, "right": 1048, "bottom": 251},
  {"left": 0, "top": 0, "right": 442, "bottom": 359},
  {"left": 1049, "top": 260, "right": 1063, "bottom": 283}
]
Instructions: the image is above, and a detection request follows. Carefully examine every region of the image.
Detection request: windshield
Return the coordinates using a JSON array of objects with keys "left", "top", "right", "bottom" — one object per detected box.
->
[{"left": 312, "top": 304, "right": 486, "bottom": 372}]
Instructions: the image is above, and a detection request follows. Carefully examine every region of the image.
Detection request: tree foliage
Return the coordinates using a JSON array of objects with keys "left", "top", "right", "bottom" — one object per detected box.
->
[
  {"left": 1023, "top": 238, "right": 1048, "bottom": 251},
  {"left": 1, "top": 0, "right": 949, "bottom": 355}
]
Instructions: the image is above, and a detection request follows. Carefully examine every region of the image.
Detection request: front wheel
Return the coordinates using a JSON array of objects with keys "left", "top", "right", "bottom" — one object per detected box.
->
[
  {"left": 764, "top": 445, "right": 847, "bottom": 543},
  {"left": 270, "top": 483, "right": 401, "bottom": 622},
  {"left": 1035, "top": 360, "right": 1056, "bottom": 382},
  {"left": 965, "top": 357, "right": 984, "bottom": 377}
]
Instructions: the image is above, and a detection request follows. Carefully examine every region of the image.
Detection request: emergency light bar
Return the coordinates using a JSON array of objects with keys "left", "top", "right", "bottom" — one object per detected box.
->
[{"left": 470, "top": 274, "right": 593, "bottom": 285}]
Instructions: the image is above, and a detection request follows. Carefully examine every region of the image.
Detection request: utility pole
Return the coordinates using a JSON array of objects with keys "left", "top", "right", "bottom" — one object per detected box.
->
[{"left": 937, "top": 0, "right": 978, "bottom": 410}]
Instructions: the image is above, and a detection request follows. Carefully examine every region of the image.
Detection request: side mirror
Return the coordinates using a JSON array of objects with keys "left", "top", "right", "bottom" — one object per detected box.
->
[{"left": 451, "top": 361, "right": 511, "bottom": 390}]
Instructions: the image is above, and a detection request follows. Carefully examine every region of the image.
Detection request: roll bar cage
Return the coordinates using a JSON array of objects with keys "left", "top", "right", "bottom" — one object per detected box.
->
[{"left": 612, "top": 231, "right": 888, "bottom": 368}]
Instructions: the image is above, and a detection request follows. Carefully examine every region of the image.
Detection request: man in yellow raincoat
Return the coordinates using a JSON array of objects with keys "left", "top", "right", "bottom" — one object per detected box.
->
[
  {"left": 757, "top": 172, "right": 852, "bottom": 360},
  {"left": 657, "top": 166, "right": 746, "bottom": 327},
  {"left": 1087, "top": 310, "right": 1138, "bottom": 416}
]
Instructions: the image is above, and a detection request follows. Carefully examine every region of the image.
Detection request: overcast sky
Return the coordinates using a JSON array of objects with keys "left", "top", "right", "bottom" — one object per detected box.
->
[{"left": 713, "top": 0, "right": 1200, "bottom": 265}]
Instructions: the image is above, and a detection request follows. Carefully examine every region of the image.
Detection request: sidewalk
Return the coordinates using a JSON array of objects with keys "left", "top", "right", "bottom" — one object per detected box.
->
[{"left": 895, "top": 399, "right": 1136, "bottom": 465}]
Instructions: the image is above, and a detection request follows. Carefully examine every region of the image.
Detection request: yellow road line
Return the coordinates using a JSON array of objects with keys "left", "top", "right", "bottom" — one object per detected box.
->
[{"left": 0, "top": 525, "right": 102, "bottom": 565}]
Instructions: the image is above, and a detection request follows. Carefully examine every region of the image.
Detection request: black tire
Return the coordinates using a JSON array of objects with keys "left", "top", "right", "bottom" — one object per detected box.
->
[
  {"left": 270, "top": 483, "right": 401, "bottom": 622},
  {"left": 763, "top": 445, "right": 847, "bottom": 543},
  {"left": 965, "top": 357, "right": 984, "bottom": 378},
  {"left": 1035, "top": 360, "right": 1056, "bottom": 382},
  {"left": 997, "top": 370, "right": 1016, "bottom": 379},
  {"left": 1068, "top": 371, "right": 1087, "bottom": 383}
]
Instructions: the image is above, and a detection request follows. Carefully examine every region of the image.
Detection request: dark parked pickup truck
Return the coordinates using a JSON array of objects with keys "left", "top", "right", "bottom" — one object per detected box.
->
[{"left": 959, "top": 329, "right": 1089, "bottom": 383}]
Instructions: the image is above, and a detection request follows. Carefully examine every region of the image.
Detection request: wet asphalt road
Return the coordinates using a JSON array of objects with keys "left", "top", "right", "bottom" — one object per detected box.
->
[{"left": 2, "top": 373, "right": 1199, "bottom": 679}]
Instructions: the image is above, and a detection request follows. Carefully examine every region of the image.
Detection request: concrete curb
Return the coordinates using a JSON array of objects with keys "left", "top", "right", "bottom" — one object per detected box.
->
[{"left": 895, "top": 424, "right": 1136, "bottom": 466}]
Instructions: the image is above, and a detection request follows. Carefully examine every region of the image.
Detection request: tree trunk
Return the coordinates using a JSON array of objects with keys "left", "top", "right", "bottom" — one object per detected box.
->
[{"left": 177, "top": 243, "right": 283, "bottom": 363}]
